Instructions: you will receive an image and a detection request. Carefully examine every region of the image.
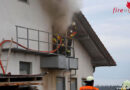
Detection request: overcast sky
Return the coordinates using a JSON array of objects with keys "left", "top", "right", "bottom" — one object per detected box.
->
[{"left": 82, "top": 0, "right": 130, "bottom": 85}]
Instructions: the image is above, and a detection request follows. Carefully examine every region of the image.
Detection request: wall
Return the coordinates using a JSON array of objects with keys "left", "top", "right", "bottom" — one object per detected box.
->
[
  {"left": 0, "top": 1, "right": 52, "bottom": 89},
  {"left": 41, "top": 40, "right": 94, "bottom": 90},
  {"left": 0, "top": 0, "right": 52, "bottom": 50},
  {"left": 0, "top": 0, "right": 94, "bottom": 90},
  {"left": 0, "top": 52, "right": 41, "bottom": 74},
  {"left": 0, "top": 51, "right": 43, "bottom": 90},
  {"left": 74, "top": 40, "right": 93, "bottom": 89},
  {"left": 0, "top": 0, "right": 53, "bottom": 74},
  {"left": 0, "top": 40, "right": 94, "bottom": 90},
  {"left": 42, "top": 69, "right": 71, "bottom": 90}
]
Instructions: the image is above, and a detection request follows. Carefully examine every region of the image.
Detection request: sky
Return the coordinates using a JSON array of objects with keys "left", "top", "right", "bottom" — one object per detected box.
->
[{"left": 81, "top": 0, "right": 130, "bottom": 86}]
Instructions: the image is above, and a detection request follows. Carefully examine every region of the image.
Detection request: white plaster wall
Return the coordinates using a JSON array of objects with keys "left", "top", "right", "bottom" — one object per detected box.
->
[
  {"left": 0, "top": 52, "right": 41, "bottom": 74},
  {"left": 0, "top": 0, "right": 51, "bottom": 90},
  {"left": 0, "top": 0, "right": 52, "bottom": 75},
  {"left": 74, "top": 40, "right": 94, "bottom": 89},
  {"left": 0, "top": 51, "right": 43, "bottom": 90},
  {"left": 0, "top": 0, "right": 52, "bottom": 51},
  {"left": 0, "top": 1, "right": 94, "bottom": 90}
]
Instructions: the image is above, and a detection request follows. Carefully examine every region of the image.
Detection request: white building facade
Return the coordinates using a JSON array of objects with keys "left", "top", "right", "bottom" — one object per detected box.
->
[{"left": 0, "top": 0, "right": 116, "bottom": 90}]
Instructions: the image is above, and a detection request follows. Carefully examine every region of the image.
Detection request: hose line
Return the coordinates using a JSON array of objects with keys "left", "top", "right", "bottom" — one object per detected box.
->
[{"left": 0, "top": 38, "right": 62, "bottom": 74}]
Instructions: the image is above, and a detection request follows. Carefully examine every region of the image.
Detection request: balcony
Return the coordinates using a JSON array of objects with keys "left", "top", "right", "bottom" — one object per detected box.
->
[
  {"left": 6, "top": 26, "right": 78, "bottom": 70},
  {"left": 14, "top": 25, "right": 76, "bottom": 57},
  {"left": 40, "top": 55, "right": 78, "bottom": 70}
]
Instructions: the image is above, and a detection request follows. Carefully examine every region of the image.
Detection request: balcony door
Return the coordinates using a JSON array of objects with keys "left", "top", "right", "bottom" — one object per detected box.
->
[
  {"left": 56, "top": 77, "right": 65, "bottom": 90},
  {"left": 71, "top": 78, "right": 77, "bottom": 90}
]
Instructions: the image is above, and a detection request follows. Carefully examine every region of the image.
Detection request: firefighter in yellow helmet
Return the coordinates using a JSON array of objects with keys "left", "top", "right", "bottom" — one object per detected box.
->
[
  {"left": 59, "top": 37, "right": 66, "bottom": 55},
  {"left": 52, "top": 21, "right": 77, "bottom": 56},
  {"left": 66, "top": 21, "right": 77, "bottom": 56},
  {"left": 52, "top": 33, "right": 66, "bottom": 55},
  {"left": 121, "top": 80, "right": 130, "bottom": 90},
  {"left": 53, "top": 34, "right": 61, "bottom": 54},
  {"left": 80, "top": 76, "right": 99, "bottom": 90}
]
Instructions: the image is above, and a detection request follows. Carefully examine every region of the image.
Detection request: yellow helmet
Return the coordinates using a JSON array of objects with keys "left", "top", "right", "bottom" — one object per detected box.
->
[
  {"left": 86, "top": 76, "right": 94, "bottom": 81},
  {"left": 122, "top": 80, "right": 130, "bottom": 89},
  {"left": 72, "top": 21, "right": 76, "bottom": 26}
]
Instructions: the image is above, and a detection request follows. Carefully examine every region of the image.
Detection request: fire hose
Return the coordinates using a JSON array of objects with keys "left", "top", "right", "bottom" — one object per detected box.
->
[{"left": 0, "top": 38, "right": 62, "bottom": 75}]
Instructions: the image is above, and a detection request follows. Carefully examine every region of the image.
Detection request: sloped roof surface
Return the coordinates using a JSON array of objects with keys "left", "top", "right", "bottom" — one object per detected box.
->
[{"left": 74, "top": 12, "right": 116, "bottom": 67}]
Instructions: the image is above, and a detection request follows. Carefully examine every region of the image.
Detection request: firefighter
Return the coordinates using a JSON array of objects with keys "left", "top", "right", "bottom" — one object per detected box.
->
[
  {"left": 66, "top": 21, "right": 77, "bottom": 56},
  {"left": 53, "top": 21, "right": 77, "bottom": 56},
  {"left": 52, "top": 34, "right": 57, "bottom": 51},
  {"left": 52, "top": 34, "right": 61, "bottom": 54},
  {"left": 80, "top": 76, "right": 99, "bottom": 90},
  {"left": 59, "top": 37, "right": 66, "bottom": 55},
  {"left": 53, "top": 34, "right": 66, "bottom": 55}
]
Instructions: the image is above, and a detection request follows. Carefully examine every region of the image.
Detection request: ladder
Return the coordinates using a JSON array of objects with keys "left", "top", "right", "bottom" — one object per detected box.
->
[{"left": 0, "top": 38, "right": 13, "bottom": 74}]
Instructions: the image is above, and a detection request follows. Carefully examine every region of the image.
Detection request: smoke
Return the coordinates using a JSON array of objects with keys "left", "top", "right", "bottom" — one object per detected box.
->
[{"left": 41, "top": 0, "right": 82, "bottom": 34}]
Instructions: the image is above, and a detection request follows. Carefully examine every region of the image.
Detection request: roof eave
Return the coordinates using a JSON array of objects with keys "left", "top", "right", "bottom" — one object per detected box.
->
[{"left": 73, "top": 12, "right": 116, "bottom": 67}]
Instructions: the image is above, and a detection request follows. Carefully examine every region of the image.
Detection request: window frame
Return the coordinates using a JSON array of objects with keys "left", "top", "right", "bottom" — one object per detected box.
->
[
  {"left": 56, "top": 77, "right": 66, "bottom": 90},
  {"left": 19, "top": 61, "right": 32, "bottom": 75},
  {"left": 19, "top": 0, "right": 29, "bottom": 4},
  {"left": 70, "top": 78, "right": 77, "bottom": 90}
]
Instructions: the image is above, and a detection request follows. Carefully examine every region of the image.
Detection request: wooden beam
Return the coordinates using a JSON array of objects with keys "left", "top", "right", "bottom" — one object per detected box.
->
[{"left": 0, "top": 81, "right": 42, "bottom": 87}]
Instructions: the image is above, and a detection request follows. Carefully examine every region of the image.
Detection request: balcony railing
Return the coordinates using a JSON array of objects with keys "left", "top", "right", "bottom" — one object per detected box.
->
[{"left": 15, "top": 25, "right": 75, "bottom": 58}]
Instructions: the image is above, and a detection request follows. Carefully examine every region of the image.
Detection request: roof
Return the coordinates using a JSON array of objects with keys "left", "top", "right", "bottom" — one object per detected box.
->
[{"left": 74, "top": 12, "right": 116, "bottom": 67}]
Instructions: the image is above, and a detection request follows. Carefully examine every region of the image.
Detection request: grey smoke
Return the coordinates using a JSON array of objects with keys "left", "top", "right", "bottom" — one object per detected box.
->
[{"left": 41, "top": 0, "right": 82, "bottom": 34}]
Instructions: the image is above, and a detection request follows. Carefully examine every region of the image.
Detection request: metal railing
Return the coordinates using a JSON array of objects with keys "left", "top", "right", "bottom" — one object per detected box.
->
[{"left": 16, "top": 25, "right": 75, "bottom": 58}]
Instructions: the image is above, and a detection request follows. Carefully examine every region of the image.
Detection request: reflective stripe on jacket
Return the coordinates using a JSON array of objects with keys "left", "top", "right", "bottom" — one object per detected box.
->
[{"left": 80, "top": 86, "right": 99, "bottom": 90}]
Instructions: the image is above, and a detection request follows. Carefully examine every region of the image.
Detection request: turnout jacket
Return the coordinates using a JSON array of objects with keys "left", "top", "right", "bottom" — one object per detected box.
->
[{"left": 80, "top": 86, "right": 99, "bottom": 90}]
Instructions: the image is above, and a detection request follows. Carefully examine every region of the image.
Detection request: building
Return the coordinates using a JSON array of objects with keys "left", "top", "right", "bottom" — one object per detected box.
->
[{"left": 0, "top": 0, "right": 116, "bottom": 90}]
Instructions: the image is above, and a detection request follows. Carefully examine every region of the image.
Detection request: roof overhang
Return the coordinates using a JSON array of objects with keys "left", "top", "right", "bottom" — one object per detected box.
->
[{"left": 74, "top": 12, "right": 116, "bottom": 67}]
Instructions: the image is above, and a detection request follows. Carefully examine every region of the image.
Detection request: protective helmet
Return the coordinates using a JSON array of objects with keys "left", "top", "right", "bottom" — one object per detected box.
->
[
  {"left": 122, "top": 80, "right": 130, "bottom": 89},
  {"left": 86, "top": 76, "right": 94, "bottom": 81},
  {"left": 72, "top": 21, "right": 76, "bottom": 26},
  {"left": 70, "top": 30, "right": 73, "bottom": 33}
]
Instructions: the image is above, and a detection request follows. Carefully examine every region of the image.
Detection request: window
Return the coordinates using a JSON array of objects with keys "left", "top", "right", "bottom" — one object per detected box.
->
[
  {"left": 20, "top": 62, "right": 32, "bottom": 75},
  {"left": 56, "top": 77, "right": 65, "bottom": 90},
  {"left": 71, "top": 78, "right": 77, "bottom": 90},
  {"left": 19, "top": 0, "right": 29, "bottom": 3}
]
